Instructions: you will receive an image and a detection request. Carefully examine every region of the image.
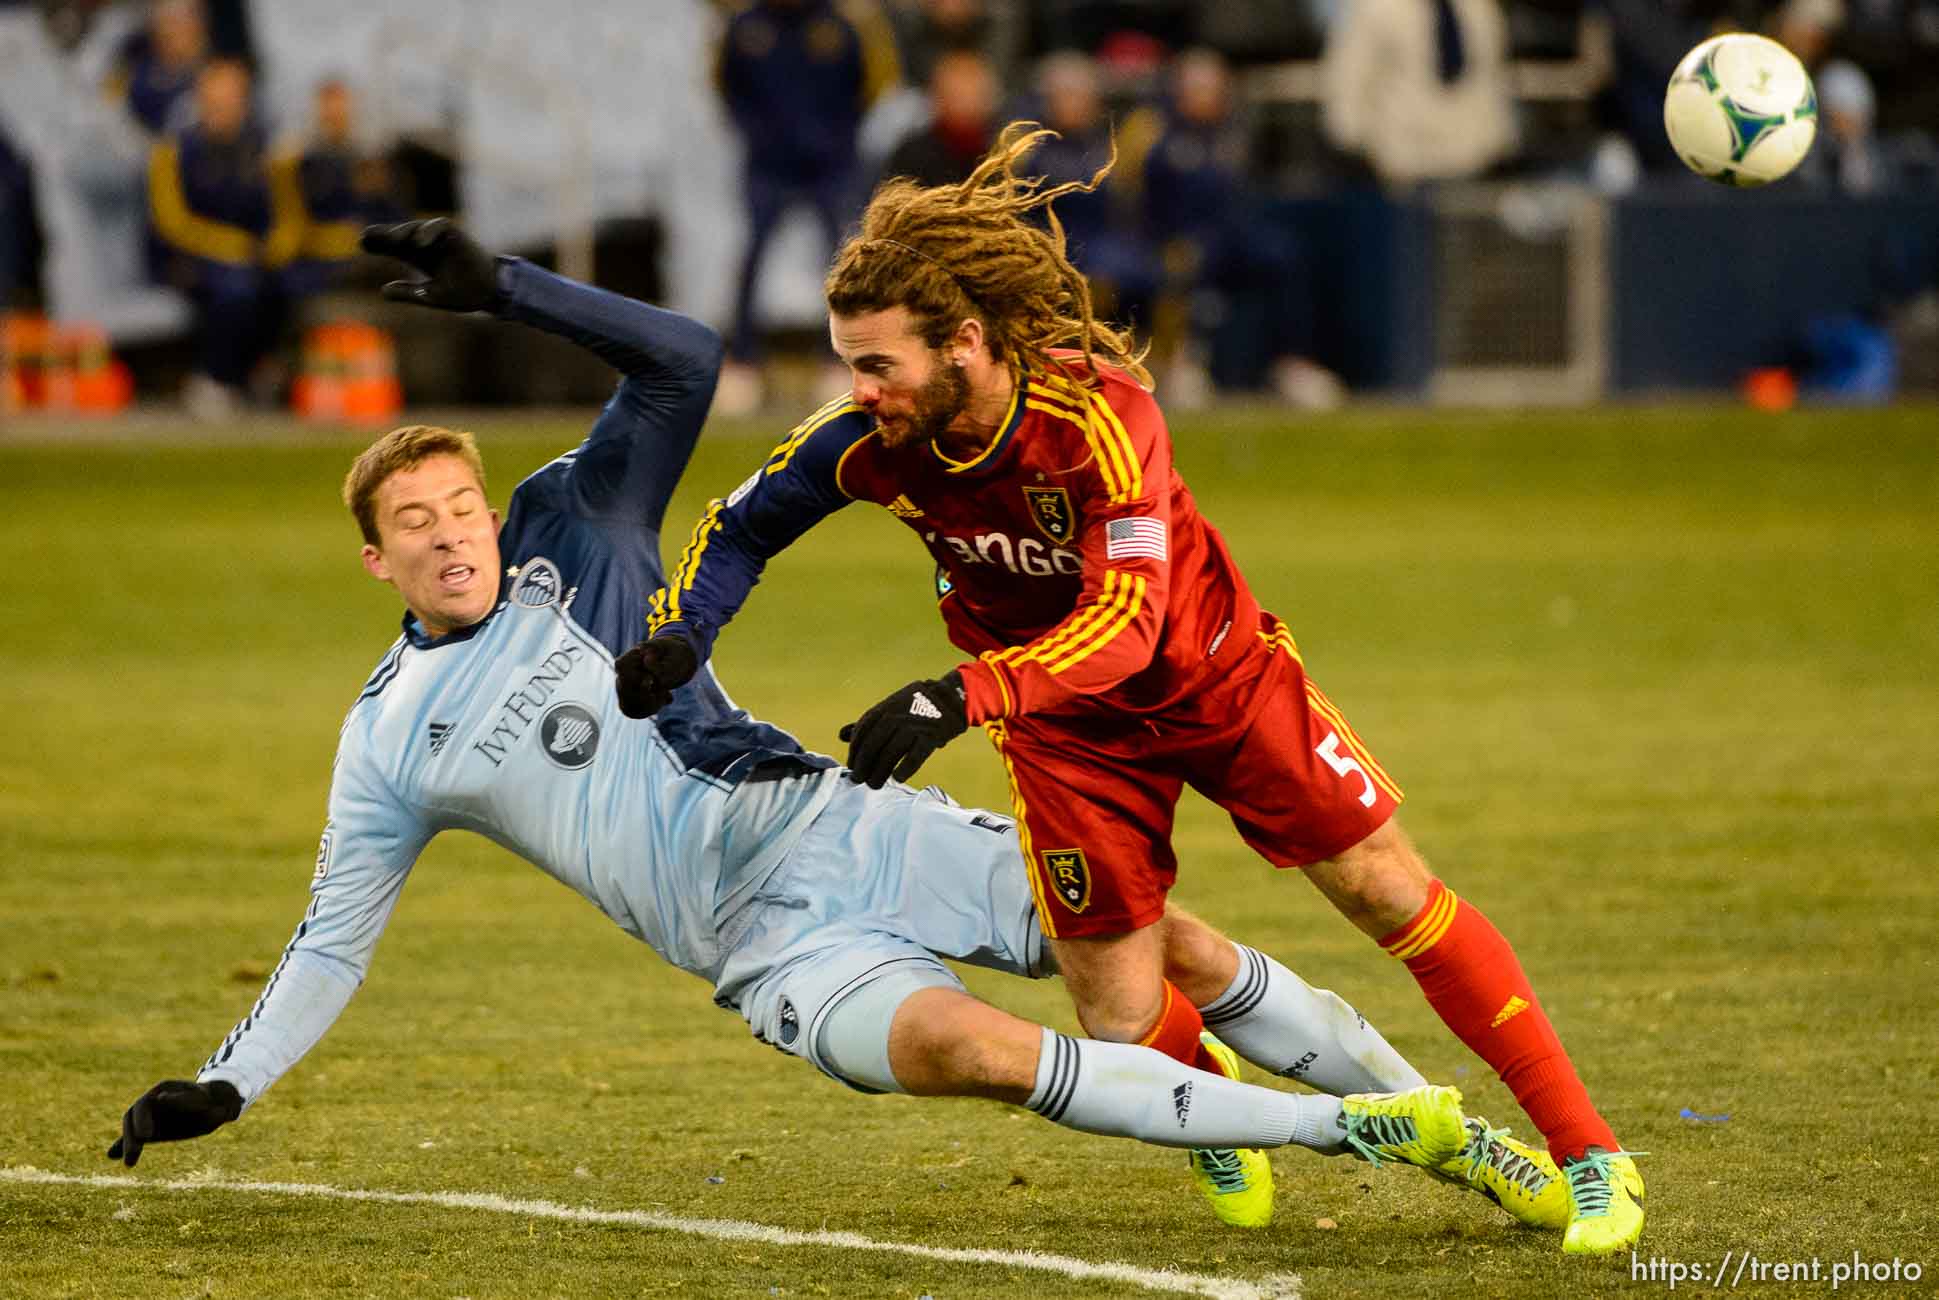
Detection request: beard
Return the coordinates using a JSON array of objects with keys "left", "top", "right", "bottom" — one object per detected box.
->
[{"left": 877, "top": 357, "right": 970, "bottom": 449}]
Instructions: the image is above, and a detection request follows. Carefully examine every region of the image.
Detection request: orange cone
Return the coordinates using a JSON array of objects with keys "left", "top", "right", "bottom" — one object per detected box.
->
[
  {"left": 1742, "top": 367, "right": 1797, "bottom": 412},
  {"left": 341, "top": 323, "right": 402, "bottom": 425},
  {"left": 293, "top": 323, "right": 347, "bottom": 422},
  {"left": 42, "top": 325, "right": 78, "bottom": 413},
  {"left": 68, "top": 325, "right": 133, "bottom": 414}
]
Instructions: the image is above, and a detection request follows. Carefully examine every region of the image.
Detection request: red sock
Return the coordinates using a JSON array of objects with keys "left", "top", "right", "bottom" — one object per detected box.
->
[
  {"left": 1381, "top": 879, "right": 1617, "bottom": 1162},
  {"left": 1136, "top": 981, "right": 1225, "bottom": 1075}
]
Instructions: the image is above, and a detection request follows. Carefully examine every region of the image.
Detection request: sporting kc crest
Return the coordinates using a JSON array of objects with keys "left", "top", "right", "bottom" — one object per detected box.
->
[
  {"left": 512, "top": 557, "right": 560, "bottom": 608},
  {"left": 1023, "top": 486, "right": 1074, "bottom": 545},
  {"left": 1042, "top": 847, "right": 1091, "bottom": 912}
]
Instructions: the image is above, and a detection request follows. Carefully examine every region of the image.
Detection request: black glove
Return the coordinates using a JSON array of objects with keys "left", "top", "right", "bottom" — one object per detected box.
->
[
  {"left": 615, "top": 635, "right": 700, "bottom": 719},
  {"left": 360, "top": 218, "right": 500, "bottom": 312},
  {"left": 106, "top": 1079, "right": 243, "bottom": 1168},
  {"left": 839, "top": 671, "right": 969, "bottom": 788}
]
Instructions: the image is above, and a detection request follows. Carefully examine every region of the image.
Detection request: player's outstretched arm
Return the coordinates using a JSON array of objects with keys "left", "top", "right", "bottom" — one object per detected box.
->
[
  {"left": 106, "top": 1079, "right": 242, "bottom": 1168},
  {"left": 361, "top": 218, "right": 724, "bottom": 533},
  {"left": 622, "top": 407, "right": 869, "bottom": 718}
]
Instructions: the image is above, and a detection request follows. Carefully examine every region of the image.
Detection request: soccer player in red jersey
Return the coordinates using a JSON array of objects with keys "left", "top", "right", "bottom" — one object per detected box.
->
[{"left": 619, "top": 126, "right": 1643, "bottom": 1254}]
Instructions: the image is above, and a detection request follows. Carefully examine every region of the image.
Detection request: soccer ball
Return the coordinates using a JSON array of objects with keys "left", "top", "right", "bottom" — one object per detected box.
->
[{"left": 1663, "top": 33, "right": 1818, "bottom": 186}]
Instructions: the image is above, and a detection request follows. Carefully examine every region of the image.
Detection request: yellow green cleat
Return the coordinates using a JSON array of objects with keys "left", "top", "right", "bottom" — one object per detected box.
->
[
  {"left": 1187, "top": 1033, "right": 1275, "bottom": 1228},
  {"left": 1426, "top": 1117, "right": 1572, "bottom": 1229},
  {"left": 1338, "top": 1084, "right": 1467, "bottom": 1170},
  {"left": 1560, "top": 1147, "right": 1647, "bottom": 1255}
]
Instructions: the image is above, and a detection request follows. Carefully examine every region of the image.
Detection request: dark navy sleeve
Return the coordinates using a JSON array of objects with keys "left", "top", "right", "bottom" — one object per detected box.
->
[
  {"left": 493, "top": 257, "right": 724, "bottom": 533},
  {"left": 647, "top": 401, "right": 869, "bottom": 660}
]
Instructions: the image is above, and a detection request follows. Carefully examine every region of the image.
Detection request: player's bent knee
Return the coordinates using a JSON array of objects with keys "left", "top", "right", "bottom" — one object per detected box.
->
[
  {"left": 1158, "top": 906, "right": 1240, "bottom": 1004},
  {"left": 1323, "top": 816, "right": 1428, "bottom": 888},
  {"left": 1050, "top": 929, "right": 1169, "bottom": 1042},
  {"left": 812, "top": 963, "right": 965, "bottom": 1095}
]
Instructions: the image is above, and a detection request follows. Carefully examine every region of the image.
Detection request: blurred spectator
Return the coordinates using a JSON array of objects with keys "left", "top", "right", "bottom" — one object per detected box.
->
[
  {"left": 282, "top": 79, "right": 404, "bottom": 295},
  {"left": 885, "top": 0, "right": 1023, "bottom": 88},
  {"left": 1835, "top": 0, "right": 1939, "bottom": 140},
  {"left": 146, "top": 58, "right": 300, "bottom": 417},
  {"left": 1029, "top": 2, "right": 1197, "bottom": 69},
  {"left": 716, "top": 0, "right": 897, "bottom": 412},
  {"left": 1321, "top": 0, "right": 1518, "bottom": 185},
  {"left": 1770, "top": 0, "right": 1844, "bottom": 65},
  {"left": 102, "top": 0, "right": 208, "bottom": 136},
  {"left": 1800, "top": 59, "right": 1894, "bottom": 193},
  {"left": 882, "top": 49, "right": 1003, "bottom": 187},
  {"left": 1131, "top": 49, "right": 1341, "bottom": 407},
  {"left": 1027, "top": 51, "right": 1154, "bottom": 319}
]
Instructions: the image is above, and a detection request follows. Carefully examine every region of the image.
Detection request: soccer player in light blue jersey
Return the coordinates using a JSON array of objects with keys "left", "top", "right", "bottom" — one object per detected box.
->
[{"left": 105, "top": 221, "right": 1526, "bottom": 1227}]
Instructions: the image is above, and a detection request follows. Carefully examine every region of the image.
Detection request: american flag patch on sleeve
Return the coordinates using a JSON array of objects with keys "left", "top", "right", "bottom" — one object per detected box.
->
[{"left": 1105, "top": 516, "right": 1168, "bottom": 562}]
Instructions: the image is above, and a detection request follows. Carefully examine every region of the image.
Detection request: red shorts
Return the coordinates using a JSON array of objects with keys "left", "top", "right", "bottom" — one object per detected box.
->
[{"left": 982, "top": 613, "right": 1403, "bottom": 939}]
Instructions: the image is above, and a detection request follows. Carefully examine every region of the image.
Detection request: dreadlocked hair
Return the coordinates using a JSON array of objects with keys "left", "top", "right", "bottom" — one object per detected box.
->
[{"left": 825, "top": 121, "right": 1151, "bottom": 390}]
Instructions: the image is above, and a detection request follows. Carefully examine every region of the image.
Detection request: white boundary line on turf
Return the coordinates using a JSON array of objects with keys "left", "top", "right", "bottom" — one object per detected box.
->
[{"left": 3, "top": 1166, "right": 1300, "bottom": 1300}]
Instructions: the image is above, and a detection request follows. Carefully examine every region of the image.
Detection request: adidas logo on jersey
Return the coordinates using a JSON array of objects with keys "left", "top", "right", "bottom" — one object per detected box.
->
[
  {"left": 427, "top": 722, "right": 454, "bottom": 755},
  {"left": 909, "top": 692, "right": 942, "bottom": 720},
  {"left": 887, "top": 494, "right": 924, "bottom": 520}
]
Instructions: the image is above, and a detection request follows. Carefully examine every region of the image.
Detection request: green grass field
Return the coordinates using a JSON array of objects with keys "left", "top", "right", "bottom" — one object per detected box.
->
[{"left": 3, "top": 403, "right": 1936, "bottom": 1299}]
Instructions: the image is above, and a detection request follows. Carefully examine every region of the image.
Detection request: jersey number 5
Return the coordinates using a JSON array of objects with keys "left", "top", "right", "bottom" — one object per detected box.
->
[{"left": 1316, "top": 731, "right": 1377, "bottom": 808}]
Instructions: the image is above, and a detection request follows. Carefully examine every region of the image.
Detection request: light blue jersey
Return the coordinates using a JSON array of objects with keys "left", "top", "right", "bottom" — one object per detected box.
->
[{"left": 198, "top": 259, "right": 1044, "bottom": 1107}]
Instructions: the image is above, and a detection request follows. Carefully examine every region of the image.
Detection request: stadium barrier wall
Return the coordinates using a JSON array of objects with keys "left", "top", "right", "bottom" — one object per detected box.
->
[{"left": 1257, "top": 188, "right": 1939, "bottom": 399}]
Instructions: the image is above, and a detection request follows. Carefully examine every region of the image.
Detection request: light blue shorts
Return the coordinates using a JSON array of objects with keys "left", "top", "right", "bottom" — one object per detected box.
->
[{"left": 714, "top": 777, "right": 1049, "bottom": 1092}]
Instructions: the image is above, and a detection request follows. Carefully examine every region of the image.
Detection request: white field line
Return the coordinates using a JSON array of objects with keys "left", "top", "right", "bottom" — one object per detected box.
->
[{"left": 3, "top": 1166, "right": 1301, "bottom": 1300}]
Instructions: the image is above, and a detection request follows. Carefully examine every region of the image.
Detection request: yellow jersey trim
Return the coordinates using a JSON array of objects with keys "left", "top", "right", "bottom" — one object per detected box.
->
[{"left": 931, "top": 378, "right": 1023, "bottom": 474}]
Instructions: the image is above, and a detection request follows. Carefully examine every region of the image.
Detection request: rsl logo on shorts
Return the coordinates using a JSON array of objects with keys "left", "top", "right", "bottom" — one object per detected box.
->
[{"left": 1041, "top": 847, "right": 1091, "bottom": 912}]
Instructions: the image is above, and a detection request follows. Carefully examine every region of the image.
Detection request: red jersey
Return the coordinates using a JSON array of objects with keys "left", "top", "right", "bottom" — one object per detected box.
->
[{"left": 649, "top": 360, "right": 1261, "bottom": 727}]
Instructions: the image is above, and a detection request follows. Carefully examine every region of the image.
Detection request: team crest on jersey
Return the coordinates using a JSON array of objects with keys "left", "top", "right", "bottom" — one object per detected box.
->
[
  {"left": 1042, "top": 847, "right": 1091, "bottom": 912},
  {"left": 539, "top": 702, "right": 600, "bottom": 770},
  {"left": 1023, "top": 486, "right": 1075, "bottom": 544},
  {"left": 512, "top": 557, "right": 561, "bottom": 608}
]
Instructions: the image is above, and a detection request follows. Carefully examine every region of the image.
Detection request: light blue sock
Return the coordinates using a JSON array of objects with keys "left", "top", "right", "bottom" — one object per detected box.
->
[
  {"left": 1199, "top": 944, "right": 1429, "bottom": 1096},
  {"left": 1023, "top": 1028, "right": 1346, "bottom": 1152}
]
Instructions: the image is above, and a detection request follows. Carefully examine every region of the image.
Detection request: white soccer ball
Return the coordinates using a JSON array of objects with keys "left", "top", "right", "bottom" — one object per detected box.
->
[{"left": 1663, "top": 33, "right": 1818, "bottom": 187}]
